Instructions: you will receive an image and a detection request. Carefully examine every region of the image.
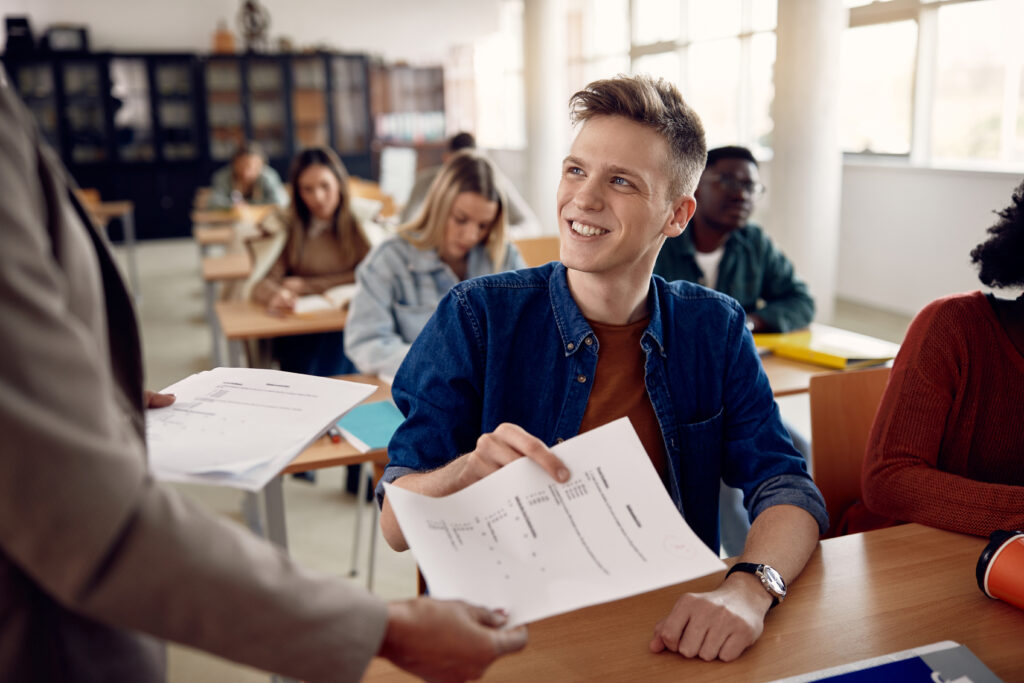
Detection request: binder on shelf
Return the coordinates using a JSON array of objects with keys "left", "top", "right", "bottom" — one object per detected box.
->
[{"left": 754, "top": 324, "right": 900, "bottom": 370}]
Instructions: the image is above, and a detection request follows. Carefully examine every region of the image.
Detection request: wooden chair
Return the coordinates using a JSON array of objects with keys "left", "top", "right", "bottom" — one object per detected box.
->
[
  {"left": 514, "top": 235, "right": 560, "bottom": 267},
  {"left": 809, "top": 365, "right": 891, "bottom": 537}
]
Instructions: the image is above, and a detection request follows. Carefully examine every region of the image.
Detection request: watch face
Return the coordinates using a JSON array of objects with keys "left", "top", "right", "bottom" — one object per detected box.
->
[{"left": 758, "top": 565, "right": 787, "bottom": 599}]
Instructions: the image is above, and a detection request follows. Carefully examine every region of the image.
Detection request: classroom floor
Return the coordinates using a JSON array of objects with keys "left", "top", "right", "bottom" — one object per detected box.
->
[{"left": 119, "top": 237, "right": 912, "bottom": 682}]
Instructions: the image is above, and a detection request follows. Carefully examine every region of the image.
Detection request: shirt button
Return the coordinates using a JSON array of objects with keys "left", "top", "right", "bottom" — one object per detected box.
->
[
  {"left": 577, "top": 375, "right": 587, "bottom": 383},
  {"left": 567, "top": 342, "right": 575, "bottom": 350},
  {"left": 584, "top": 337, "right": 594, "bottom": 346}
]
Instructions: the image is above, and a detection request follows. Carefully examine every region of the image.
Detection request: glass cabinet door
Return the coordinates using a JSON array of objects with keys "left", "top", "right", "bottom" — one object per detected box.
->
[
  {"left": 291, "top": 55, "right": 328, "bottom": 150},
  {"left": 205, "top": 59, "right": 245, "bottom": 161},
  {"left": 109, "top": 57, "right": 155, "bottom": 161},
  {"left": 60, "top": 59, "right": 109, "bottom": 163},
  {"left": 154, "top": 59, "right": 200, "bottom": 161},
  {"left": 331, "top": 55, "right": 371, "bottom": 154},
  {"left": 246, "top": 58, "right": 287, "bottom": 160},
  {"left": 11, "top": 61, "right": 60, "bottom": 150}
]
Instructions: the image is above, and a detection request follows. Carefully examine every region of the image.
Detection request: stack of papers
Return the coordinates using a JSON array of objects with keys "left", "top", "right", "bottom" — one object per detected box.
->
[
  {"left": 384, "top": 418, "right": 726, "bottom": 626},
  {"left": 146, "top": 367, "right": 376, "bottom": 491}
]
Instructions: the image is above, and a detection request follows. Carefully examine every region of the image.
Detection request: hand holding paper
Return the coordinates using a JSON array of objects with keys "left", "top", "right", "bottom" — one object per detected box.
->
[{"left": 384, "top": 418, "right": 726, "bottom": 627}]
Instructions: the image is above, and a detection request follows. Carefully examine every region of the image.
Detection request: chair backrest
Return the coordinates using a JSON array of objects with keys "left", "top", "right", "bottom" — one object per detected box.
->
[
  {"left": 74, "top": 187, "right": 102, "bottom": 206},
  {"left": 513, "top": 235, "right": 560, "bottom": 267},
  {"left": 809, "top": 365, "right": 891, "bottom": 537}
]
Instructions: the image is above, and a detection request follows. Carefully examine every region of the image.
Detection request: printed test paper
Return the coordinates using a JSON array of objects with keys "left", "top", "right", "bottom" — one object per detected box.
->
[{"left": 384, "top": 418, "right": 726, "bottom": 626}]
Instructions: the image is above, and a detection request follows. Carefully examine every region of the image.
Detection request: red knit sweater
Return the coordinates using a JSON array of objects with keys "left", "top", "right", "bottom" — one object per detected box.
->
[{"left": 856, "top": 291, "right": 1024, "bottom": 537}]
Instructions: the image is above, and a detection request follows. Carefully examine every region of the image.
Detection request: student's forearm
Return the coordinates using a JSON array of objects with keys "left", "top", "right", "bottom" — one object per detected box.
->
[
  {"left": 736, "top": 504, "right": 819, "bottom": 584},
  {"left": 380, "top": 457, "right": 475, "bottom": 551}
]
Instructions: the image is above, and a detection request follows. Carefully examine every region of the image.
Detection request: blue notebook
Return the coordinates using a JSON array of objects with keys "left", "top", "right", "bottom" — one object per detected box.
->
[{"left": 335, "top": 400, "right": 404, "bottom": 453}]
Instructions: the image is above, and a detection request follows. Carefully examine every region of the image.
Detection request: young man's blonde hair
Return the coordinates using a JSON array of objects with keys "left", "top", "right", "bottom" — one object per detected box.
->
[
  {"left": 569, "top": 74, "right": 707, "bottom": 198},
  {"left": 400, "top": 150, "right": 510, "bottom": 269}
]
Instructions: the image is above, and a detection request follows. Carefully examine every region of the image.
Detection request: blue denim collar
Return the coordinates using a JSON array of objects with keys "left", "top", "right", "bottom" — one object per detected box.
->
[{"left": 547, "top": 262, "right": 666, "bottom": 358}]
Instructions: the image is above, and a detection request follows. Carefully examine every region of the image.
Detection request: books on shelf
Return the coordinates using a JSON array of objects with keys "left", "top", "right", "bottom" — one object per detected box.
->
[
  {"left": 754, "top": 323, "right": 900, "bottom": 370},
  {"left": 335, "top": 399, "right": 405, "bottom": 453},
  {"left": 768, "top": 640, "right": 1001, "bottom": 683},
  {"left": 293, "top": 283, "right": 358, "bottom": 316}
]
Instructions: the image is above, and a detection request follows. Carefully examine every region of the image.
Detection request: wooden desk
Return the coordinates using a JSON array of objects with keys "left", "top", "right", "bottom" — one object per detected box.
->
[
  {"left": 250, "top": 374, "right": 392, "bottom": 590},
  {"left": 363, "top": 524, "right": 1023, "bottom": 682},
  {"left": 761, "top": 353, "right": 825, "bottom": 397},
  {"left": 193, "top": 224, "right": 235, "bottom": 250},
  {"left": 214, "top": 300, "right": 348, "bottom": 366},
  {"left": 201, "top": 250, "right": 252, "bottom": 281}
]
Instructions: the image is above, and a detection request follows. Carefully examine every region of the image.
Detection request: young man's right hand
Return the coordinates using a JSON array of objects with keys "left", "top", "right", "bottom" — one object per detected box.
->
[
  {"left": 379, "top": 598, "right": 527, "bottom": 682},
  {"left": 455, "top": 423, "right": 570, "bottom": 490}
]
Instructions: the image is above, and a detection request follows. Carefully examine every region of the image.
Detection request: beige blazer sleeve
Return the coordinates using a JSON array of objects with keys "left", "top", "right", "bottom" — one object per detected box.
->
[{"left": 0, "top": 70, "right": 387, "bottom": 682}]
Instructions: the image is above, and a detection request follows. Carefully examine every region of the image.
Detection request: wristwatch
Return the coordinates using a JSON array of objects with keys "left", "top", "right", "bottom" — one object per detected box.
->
[{"left": 726, "top": 562, "right": 787, "bottom": 608}]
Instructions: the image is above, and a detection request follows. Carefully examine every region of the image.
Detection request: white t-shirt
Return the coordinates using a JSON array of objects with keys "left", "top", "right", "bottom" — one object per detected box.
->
[{"left": 693, "top": 246, "right": 725, "bottom": 289}]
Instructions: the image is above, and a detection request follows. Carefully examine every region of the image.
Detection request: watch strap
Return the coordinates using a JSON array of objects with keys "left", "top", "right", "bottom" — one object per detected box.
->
[{"left": 726, "top": 562, "right": 781, "bottom": 608}]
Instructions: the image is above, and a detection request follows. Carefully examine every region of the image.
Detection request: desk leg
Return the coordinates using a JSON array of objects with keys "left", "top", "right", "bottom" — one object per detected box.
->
[
  {"left": 122, "top": 211, "right": 141, "bottom": 305},
  {"left": 204, "top": 280, "right": 225, "bottom": 368},
  {"left": 243, "top": 491, "right": 264, "bottom": 536},
  {"left": 263, "top": 476, "right": 289, "bottom": 550},
  {"left": 367, "top": 500, "right": 379, "bottom": 592},
  {"left": 228, "top": 339, "right": 244, "bottom": 368},
  {"left": 348, "top": 462, "right": 370, "bottom": 577}
]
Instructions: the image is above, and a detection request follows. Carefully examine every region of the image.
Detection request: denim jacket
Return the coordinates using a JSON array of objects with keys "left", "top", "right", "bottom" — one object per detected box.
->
[
  {"left": 653, "top": 224, "right": 815, "bottom": 333},
  {"left": 380, "top": 262, "right": 828, "bottom": 551},
  {"left": 344, "top": 235, "right": 525, "bottom": 376}
]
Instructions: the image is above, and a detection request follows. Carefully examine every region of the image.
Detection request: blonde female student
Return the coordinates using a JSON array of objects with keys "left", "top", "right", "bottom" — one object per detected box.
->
[
  {"left": 345, "top": 151, "right": 526, "bottom": 377},
  {"left": 251, "top": 146, "right": 371, "bottom": 376}
]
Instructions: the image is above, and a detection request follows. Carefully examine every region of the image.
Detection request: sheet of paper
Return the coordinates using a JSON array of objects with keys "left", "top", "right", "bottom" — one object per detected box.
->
[
  {"left": 146, "top": 367, "right": 375, "bottom": 490},
  {"left": 384, "top": 418, "right": 726, "bottom": 626}
]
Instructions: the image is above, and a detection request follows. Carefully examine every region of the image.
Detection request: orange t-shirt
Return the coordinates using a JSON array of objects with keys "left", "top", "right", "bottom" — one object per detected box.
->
[{"left": 578, "top": 317, "right": 668, "bottom": 479}]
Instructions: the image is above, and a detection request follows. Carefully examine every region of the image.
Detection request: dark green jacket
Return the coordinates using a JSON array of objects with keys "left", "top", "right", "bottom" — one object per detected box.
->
[{"left": 654, "top": 224, "right": 814, "bottom": 332}]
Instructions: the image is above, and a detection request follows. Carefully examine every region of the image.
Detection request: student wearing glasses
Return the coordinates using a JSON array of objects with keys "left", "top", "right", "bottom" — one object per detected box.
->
[
  {"left": 654, "top": 145, "right": 814, "bottom": 334},
  {"left": 654, "top": 145, "right": 814, "bottom": 557}
]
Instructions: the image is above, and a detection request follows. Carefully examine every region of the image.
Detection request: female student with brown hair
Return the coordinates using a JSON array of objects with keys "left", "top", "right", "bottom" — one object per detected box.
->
[{"left": 251, "top": 146, "right": 371, "bottom": 376}]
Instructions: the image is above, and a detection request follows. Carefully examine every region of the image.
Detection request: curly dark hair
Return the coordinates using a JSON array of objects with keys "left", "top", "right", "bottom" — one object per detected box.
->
[{"left": 970, "top": 179, "right": 1024, "bottom": 288}]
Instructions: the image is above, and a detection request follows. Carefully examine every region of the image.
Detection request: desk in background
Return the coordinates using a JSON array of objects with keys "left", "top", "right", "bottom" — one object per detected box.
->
[
  {"left": 83, "top": 199, "right": 140, "bottom": 303},
  {"left": 201, "top": 251, "right": 253, "bottom": 367},
  {"left": 214, "top": 299, "right": 347, "bottom": 367},
  {"left": 363, "top": 523, "right": 1023, "bottom": 682}
]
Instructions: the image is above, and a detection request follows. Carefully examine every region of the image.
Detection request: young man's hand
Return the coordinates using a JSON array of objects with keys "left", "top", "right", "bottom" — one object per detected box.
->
[
  {"left": 456, "top": 423, "right": 570, "bottom": 490},
  {"left": 380, "top": 598, "right": 527, "bottom": 682},
  {"left": 648, "top": 573, "right": 771, "bottom": 662}
]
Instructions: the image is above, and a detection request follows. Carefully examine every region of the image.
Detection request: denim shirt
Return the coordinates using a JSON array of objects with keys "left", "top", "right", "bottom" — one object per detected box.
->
[
  {"left": 380, "top": 262, "right": 828, "bottom": 551},
  {"left": 653, "top": 224, "right": 815, "bottom": 333},
  {"left": 344, "top": 235, "right": 525, "bottom": 376}
]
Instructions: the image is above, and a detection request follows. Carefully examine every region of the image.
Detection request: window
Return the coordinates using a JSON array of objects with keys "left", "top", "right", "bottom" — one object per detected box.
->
[{"left": 839, "top": 20, "right": 917, "bottom": 154}]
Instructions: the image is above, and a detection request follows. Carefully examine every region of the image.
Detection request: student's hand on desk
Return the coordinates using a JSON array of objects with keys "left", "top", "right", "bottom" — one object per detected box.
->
[
  {"left": 379, "top": 597, "right": 527, "bottom": 683},
  {"left": 649, "top": 574, "right": 771, "bottom": 662},
  {"left": 266, "top": 288, "right": 297, "bottom": 315},
  {"left": 457, "top": 423, "right": 570, "bottom": 490},
  {"left": 281, "top": 276, "right": 307, "bottom": 294},
  {"left": 144, "top": 391, "right": 175, "bottom": 409}
]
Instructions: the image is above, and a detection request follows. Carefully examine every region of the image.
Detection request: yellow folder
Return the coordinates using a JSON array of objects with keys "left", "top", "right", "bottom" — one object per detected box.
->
[{"left": 754, "top": 324, "right": 900, "bottom": 370}]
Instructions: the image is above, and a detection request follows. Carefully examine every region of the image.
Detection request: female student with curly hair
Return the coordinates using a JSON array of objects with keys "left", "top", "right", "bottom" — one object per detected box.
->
[{"left": 853, "top": 180, "right": 1024, "bottom": 536}]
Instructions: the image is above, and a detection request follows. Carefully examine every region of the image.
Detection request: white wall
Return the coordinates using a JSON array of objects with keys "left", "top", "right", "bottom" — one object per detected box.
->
[
  {"left": 837, "top": 162, "right": 1021, "bottom": 316},
  {"left": 2, "top": 0, "right": 499, "bottom": 63}
]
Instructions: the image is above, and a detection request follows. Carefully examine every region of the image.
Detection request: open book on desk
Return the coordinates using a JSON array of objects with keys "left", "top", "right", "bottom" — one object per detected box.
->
[
  {"left": 293, "top": 283, "right": 358, "bottom": 316},
  {"left": 769, "top": 640, "right": 1001, "bottom": 682},
  {"left": 754, "top": 323, "right": 900, "bottom": 370}
]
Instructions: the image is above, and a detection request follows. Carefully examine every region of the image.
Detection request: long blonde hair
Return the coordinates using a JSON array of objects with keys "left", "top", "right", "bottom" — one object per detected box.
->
[
  {"left": 286, "top": 147, "right": 371, "bottom": 265},
  {"left": 400, "top": 150, "right": 510, "bottom": 269}
]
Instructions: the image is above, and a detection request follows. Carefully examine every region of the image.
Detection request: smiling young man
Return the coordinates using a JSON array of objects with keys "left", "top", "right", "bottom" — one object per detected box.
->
[
  {"left": 378, "top": 76, "right": 828, "bottom": 662},
  {"left": 653, "top": 146, "right": 814, "bottom": 334}
]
